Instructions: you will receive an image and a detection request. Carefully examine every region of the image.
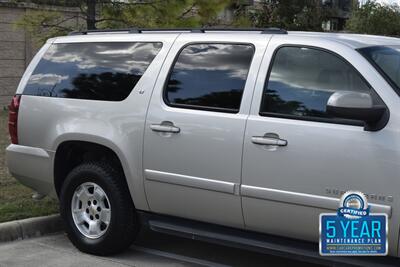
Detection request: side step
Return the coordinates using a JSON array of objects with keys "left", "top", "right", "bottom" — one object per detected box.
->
[{"left": 138, "top": 212, "right": 400, "bottom": 267}]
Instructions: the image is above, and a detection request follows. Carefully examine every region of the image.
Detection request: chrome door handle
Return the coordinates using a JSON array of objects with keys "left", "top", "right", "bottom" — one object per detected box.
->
[
  {"left": 251, "top": 133, "right": 287, "bottom": 146},
  {"left": 150, "top": 123, "right": 180, "bottom": 133}
]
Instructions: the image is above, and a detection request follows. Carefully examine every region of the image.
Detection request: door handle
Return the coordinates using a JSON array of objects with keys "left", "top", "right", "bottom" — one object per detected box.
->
[
  {"left": 251, "top": 133, "right": 287, "bottom": 146},
  {"left": 150, "top": 122, "right": 180, "bottom": 133}
]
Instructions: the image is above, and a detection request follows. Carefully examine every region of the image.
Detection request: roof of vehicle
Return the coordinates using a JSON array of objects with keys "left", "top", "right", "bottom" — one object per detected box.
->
[
  {"left": 288, "top": 31, "right": 400, "bottom": 49},
  {"left": 53, "top": 28, "right": 400, "bottom": 50}
]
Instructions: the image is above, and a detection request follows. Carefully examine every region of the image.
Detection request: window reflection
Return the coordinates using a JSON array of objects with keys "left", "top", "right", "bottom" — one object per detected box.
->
[
  {"left": 165, "top": 43, "right": 254, "bottom": 112},
  {"left": 261, "top": 47, "right": 372, "bottom": 119},
  {"left": 359, "top": 46, "right": 400, "bottom": 92},
  {"left": 24, "top": 42, "right": 162, "bottom": 101}
]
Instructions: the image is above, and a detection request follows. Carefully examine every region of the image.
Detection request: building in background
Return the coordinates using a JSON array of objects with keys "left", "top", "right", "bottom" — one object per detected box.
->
[
  {"left": 224, "top": 0, "right": 356, "bottom": 31},
  {"left": 321, "top": 0, "right": 354, "bottom": 31}
]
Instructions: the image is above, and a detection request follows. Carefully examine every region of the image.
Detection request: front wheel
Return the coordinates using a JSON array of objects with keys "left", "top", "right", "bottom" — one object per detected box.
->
[{"left": 60, "top": 162, "right": 139, "bottom": 255}]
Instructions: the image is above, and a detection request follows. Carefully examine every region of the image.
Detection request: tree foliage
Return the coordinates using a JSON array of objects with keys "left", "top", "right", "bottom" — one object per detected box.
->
[
  {"left": 14, "top": 10, "right": 84, "bottom": 45},
  {"left": 99, "top": 0, "right": 231, "bottom": 28},
  {"left": 252, "top": 0, "right": 332, "bottom": 31},
  {"left": 346, "top": 0, "right": 400, "bottom": 36},
  {"left": 15, "top": 0, "right": 237, "bottom": 45},
  {"left": 19, "top": 0, "right": 400, "bottom": 46},
  {"left": 15, "top": 0, "right": 95, "bottom": 44}
]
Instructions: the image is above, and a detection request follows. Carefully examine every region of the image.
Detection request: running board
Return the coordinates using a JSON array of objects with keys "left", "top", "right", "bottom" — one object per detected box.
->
[{"left": 138, "top": 212, "right": 400, "bottom": 267}]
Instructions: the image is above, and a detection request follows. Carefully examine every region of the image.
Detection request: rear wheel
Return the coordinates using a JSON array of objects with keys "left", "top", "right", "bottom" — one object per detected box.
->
[{"left": 60, "top": 162, "right": 139, "bottom": 255}]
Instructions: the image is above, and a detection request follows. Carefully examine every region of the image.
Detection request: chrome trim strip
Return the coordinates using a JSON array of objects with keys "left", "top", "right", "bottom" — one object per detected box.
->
[
  {"left": 145, "top": 169, "right": 236, "bottom": 194},
  {"left": 241, "top": 185, "right": 392, "bottom": 218}
]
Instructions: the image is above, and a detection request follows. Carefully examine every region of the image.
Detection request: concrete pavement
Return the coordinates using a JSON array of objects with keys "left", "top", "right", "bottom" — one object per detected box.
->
[
  {"left": 0, "top": 233, "right": 199, "bottom": 267},
  {"left": 0, "top": 230, "right": 317, "bottom": 267}
]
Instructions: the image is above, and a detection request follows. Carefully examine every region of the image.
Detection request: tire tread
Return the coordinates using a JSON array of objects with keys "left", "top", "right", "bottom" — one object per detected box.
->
[{"left": 60, "top": 161, "right": 138, "bottom": 255}]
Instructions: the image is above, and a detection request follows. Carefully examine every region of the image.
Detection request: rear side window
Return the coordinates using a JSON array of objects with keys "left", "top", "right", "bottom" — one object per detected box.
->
[
  {"left": 24, "top": 42, "right": 162, "bottom": 101},
  {"left": 260, "top": 46, "right": 375, "bottom": 122},
  {"left": 164, "top": 43, "right": 254, "bottom": 113}
]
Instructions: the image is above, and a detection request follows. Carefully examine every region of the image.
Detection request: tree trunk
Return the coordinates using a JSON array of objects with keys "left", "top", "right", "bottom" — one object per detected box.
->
[{"left": 87, "top": 0, "right": 96, "bottom": 30}]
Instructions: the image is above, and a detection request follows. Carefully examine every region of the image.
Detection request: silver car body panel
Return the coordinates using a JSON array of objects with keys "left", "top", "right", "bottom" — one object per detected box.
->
[
  {"left": 145, "top": 169, "right": 238, "bottom": 195},
  {"left": 241, "top": 185, "right": 392, "bottom": 217},
  {"left": 6, "top": 31, "right": 400, "bottom": 256},
  {"left": 7, "top": 144, "right": 55, "bottom": 194},
  {"left": 142, "top": 33, "right": 270, "bottom": 228},
  {"left": 241, "top": 34, "right": 400, "bottom": 256},
  {"left": 10, "top": 33, "right": 180, "bottom": 210}
]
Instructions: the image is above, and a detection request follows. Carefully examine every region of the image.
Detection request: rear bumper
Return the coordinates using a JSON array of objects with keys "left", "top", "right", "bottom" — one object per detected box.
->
[{"left": 6, "top": 144, "right": 56, "bottom": 196}]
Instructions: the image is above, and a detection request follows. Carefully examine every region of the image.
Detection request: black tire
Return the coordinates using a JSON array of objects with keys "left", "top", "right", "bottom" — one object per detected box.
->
[{"left": 59, "top": 161, "right": 139, "bottom": 255}]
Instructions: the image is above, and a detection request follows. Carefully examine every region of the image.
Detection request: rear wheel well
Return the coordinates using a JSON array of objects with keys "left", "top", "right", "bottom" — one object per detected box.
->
[{"left": 54, "top": 141, "right": 124, "bottom": 196}]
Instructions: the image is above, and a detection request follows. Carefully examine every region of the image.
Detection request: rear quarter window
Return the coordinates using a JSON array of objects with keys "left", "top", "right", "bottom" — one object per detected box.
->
[{"left": 23, "top": 42, "right": 162, "bottom": 101}]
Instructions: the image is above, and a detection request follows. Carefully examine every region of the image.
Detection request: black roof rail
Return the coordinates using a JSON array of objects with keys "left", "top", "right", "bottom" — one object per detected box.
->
[
  {"left": 69, "top": 28, "right": 133, "bottom": 35},
  {"left": 260, "top": 27, "right": 288, "bottom": 34},
  {"left": 68, "top": 27, "right": 287, "bottom": 36}
]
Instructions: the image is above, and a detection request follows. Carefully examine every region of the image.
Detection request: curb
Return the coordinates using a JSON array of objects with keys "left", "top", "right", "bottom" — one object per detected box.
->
[{"left": 0, "top": 214, "right": 64, "bottom": 243}]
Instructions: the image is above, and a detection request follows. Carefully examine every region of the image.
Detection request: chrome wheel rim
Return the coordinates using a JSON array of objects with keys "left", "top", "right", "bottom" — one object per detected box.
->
[{"left": 71, "top": 182, "right": 111, "bottom": 239}]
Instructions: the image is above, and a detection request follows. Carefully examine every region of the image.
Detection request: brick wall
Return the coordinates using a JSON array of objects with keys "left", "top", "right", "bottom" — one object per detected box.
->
[{"left": 0, "top": 1, "right": 81, "bottom": 108}]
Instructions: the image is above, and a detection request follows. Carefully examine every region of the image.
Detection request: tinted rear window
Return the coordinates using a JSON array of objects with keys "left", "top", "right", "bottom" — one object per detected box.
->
[
  {"left": 164, "top": 43, "right": 254, "bottom": 113},
  {"left": 23, "top": 42, "right": 162, "bottom": 101}
]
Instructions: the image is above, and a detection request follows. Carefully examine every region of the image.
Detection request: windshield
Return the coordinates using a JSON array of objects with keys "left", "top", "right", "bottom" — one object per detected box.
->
[{"left": 359, "top": 45, "right": 400, "bottom": 94}]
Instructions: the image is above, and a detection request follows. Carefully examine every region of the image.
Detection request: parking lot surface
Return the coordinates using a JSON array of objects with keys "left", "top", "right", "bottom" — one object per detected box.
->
[{"left": 0, "top": 230, "right": 319, "bottom": 267}]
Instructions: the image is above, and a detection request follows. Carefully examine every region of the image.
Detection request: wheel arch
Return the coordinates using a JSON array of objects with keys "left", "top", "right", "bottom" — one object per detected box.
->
[{"left": 53, "top": 137, "right": 130, "bottom": 198}]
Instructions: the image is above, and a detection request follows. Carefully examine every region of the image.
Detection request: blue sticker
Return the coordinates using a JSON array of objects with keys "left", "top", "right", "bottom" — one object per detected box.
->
[{"left": 320, "top": 191, "right": 388, "bottom": 256}]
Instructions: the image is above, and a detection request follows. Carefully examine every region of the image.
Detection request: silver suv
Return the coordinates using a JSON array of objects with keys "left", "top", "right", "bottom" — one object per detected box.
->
[{"left": 6, "top": 29, "right": 400, "bottom": 259}]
